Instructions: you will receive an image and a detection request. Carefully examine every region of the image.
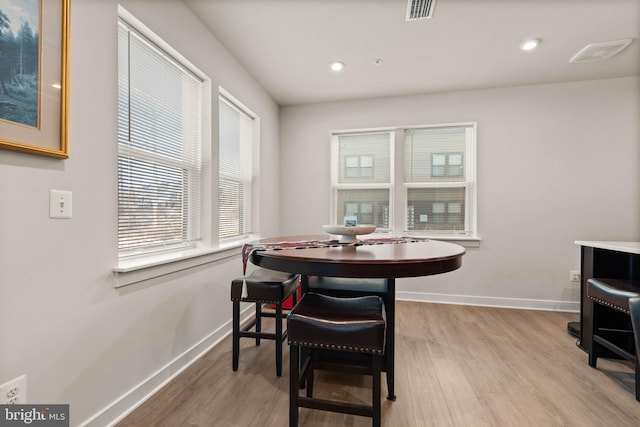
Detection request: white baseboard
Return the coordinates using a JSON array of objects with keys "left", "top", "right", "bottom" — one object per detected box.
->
[
  {"left": 79, "top": 307, "right": 253, "bottom": 427},
  {"left": 396, "top": 291, "right": 580, "bottom": 312},
  {"left": 80, "top": 294, "right": 578, "bottom": 426}
]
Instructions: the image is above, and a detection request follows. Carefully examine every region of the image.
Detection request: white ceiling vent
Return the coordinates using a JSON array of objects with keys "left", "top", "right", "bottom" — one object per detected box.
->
[
  {"left": 406, "top": 0, "right": 436, "bottom": 21},
  {"left": 569, "top": 39, "right": 633, "bottom": 63}
]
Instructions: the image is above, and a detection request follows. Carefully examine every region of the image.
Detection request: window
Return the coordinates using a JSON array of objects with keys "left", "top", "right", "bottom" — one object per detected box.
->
[
  {"left": 218, "top": 95, "right": 255, "bottom": 241},
  {"left": 331, "top": 123, "right": 476, "bottom": 237},
  {"left": 332, "top": 132, "right": 392, "bottom": 230},
  {"left": 404, "top": 126, "right": 475, "bottom": 235},
  {"left": 117, "top": 19, "right": 206, "bottom": 257}
]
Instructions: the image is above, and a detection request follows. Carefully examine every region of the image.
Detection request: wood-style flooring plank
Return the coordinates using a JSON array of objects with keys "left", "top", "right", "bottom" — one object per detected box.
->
[{"left": 117, "top": 301, "right": 640, "bottom": 426}]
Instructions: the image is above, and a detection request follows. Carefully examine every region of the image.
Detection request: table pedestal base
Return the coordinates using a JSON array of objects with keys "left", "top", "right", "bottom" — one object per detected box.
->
[{"left": 567, "top": 321, "right": 580, "bottom": 339}]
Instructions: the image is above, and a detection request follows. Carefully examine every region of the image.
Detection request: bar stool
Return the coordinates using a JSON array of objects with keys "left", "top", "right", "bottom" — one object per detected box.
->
[
  {"left": 306, "top": 275, "right": 396, "bottom": 400},
  {"left": 287, "top": 292, "right": 386, "bottom": 427},
  {"left": 587, "top": 278, "right": 640, "bottom": 400},
  {"left": 231, "top": 267, "right": 299, "bottom": 376}
]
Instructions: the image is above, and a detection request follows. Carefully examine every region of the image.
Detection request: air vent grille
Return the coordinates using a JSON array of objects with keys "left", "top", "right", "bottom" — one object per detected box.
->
[
  {"left": 569, "top": 39, "right": 634, "bottom": 63},
  {"left": 406, "top": 0, "right": 436, "bottom": 21}
]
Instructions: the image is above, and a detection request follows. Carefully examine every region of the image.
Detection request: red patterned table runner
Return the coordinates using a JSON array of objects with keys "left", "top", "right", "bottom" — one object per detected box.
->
[{"left": 242, "top": 236, "right": 429, "bottom": 274}]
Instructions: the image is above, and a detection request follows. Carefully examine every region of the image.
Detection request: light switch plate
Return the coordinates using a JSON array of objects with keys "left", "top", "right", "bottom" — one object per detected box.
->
[{"left": 50, "top": 190, "right": 72, "bottom": 219}]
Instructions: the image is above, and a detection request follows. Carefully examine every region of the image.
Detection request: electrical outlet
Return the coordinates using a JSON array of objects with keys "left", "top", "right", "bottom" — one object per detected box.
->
[
  {"left": 569, "top": 270, "right": 581, "bottom": 283},
  {"left": 0, "top": 375, "right": 27, "bottom": 405}
]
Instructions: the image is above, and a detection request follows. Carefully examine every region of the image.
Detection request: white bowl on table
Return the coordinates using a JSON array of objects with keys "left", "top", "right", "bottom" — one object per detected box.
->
[{"left": 322, "top": 224, "right": 377, "bottom": 244}]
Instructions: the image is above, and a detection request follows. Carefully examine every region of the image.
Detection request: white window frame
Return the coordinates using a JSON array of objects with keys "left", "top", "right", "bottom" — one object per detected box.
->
[
  {"left": 402, "top": 123, "right": 477, "bottom": 237},
  {"left": 330, "top": 130, "right": 395, "bottom": 232},
  {"left": 218, "top": 90, "right": 259, "bottom": 245},
  {"left": 116, "top": 15, "right": 209, "bottom": 259},
  {"left": 114, "top": 6, "right": 220, "bottom": 287},
  {"left": 330, "top": 123, "right": 478, "bottom": 241}
]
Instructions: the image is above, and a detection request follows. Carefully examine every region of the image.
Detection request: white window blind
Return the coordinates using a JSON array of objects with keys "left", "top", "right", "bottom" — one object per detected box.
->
[
  {"left": 219, "top": 96, "right": 253, "bottom": 240},
  {"left": 404, "top": 126, "right": 474, "bottom": 235},
  {"left": 333, "top": 132, "right": 392, "bottom": 229},
  {"left": 117, "top": 20, "right": 203, "bottom": 255},
  {"left": 338, "top": 133, "right": 391, "bottom": 184}
]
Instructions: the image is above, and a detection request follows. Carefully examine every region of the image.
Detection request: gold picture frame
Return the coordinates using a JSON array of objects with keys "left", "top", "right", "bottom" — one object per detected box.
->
[{"left": 0, "top": 0, "right": 70, "bottom": 159}]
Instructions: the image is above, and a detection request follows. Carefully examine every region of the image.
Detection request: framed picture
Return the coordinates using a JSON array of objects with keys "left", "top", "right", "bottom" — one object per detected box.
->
[{"left": 0, "top": 0, "right": 70, "bottom": 158}]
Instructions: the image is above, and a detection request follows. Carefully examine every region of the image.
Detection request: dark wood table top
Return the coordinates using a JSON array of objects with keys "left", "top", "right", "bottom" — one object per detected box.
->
[{"left": 249, "top": 235, "right": 465, "bottom": 278}]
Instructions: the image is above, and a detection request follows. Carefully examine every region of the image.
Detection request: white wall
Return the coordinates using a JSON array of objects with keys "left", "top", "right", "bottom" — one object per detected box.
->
[
  {"left": 0, "top": 0, "right": 637, "bottom": 424},
  {"left": 279, "top": 77, "right": 640, "bottom": 309},
  {"left": 0, "top": 1, "right": 280, "bottom": 425}
]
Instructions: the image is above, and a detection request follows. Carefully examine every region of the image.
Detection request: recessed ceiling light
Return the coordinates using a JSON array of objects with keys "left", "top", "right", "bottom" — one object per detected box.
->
[
  {"left": 520, "top": 39, "right": 541, "bottom": 51},
  {"left": 330, "top": 61, "right": 345, "bottom": 72}
]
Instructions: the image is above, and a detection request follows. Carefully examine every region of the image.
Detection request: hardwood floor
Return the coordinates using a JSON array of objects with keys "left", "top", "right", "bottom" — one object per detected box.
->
[{"left": 117, "top": 301, "right": 640, "bottom": 426}]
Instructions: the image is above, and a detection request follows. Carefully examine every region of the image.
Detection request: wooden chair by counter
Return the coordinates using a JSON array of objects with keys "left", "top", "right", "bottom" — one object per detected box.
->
[
  {"left": 288, "top": 293, "right": 386, "bottom": 427},
  {"left": 231, "top": 268, "right": 299, "bottom": 376},
  {"left": 587, "top": 278, "right": 640, "bottom": 401}
]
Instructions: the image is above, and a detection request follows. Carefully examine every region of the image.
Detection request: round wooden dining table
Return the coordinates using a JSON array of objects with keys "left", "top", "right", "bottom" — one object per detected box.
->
[{"left": 248, "top": 235, "right": 466, "bottom": 400}]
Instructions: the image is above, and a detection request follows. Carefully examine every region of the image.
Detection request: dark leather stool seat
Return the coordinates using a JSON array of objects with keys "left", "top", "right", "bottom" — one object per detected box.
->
[
  {"left": 231, "top": 268, "right": 299, "bottom": 376},
  {"left": 588, "top": 278, "right": 639, "bottom": 313},
  {"left": 288, "top": 293, "right": 386, "bottom": 427},
  {"left": 587, "top": 278, "right": 640, "bottom": 401}
]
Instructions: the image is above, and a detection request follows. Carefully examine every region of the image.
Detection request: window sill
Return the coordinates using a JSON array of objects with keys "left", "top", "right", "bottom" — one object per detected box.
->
[
  {"left": 428, "top": 236, "right": 481, "bottom": 248},
  {"left": 399, "top": 233, "right": 481, "bottom": 248},
  {"left": 113, "top": 244, "right": 242, "bottom": 288},
  {"left": 372, "top": 232, "right": 481, "bottom": 248}
]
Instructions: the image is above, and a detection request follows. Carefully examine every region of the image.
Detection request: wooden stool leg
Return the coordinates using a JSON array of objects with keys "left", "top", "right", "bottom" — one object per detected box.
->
[
  {"left": 306, "top": 350, "right": 314, "bottom": 398},
  {"left": 255, "top": 302, "right": 262, "bottom": 346},
  {"left": 289, "top": 345, "right": 299, "bottom": 427},
  {"left": 372, "top": 354, "right": 382, "bottom": 427},
  {"left": 232, "top": 300, "right": 240, "bottom": 371},
  {"left": 636, "top": 357, "right": 640, "bottom": 402},
  {"left": 276, "top": 302, "right": 283, "bottom": 376},
  {"left": 588, "top": 299, "right": 598, "bottom": 367}
]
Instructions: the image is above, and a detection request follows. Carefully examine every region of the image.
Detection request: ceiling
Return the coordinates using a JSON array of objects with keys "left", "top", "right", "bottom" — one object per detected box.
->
[{"left": 184, "top": 0, "right": 640, "bottom": 106}]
